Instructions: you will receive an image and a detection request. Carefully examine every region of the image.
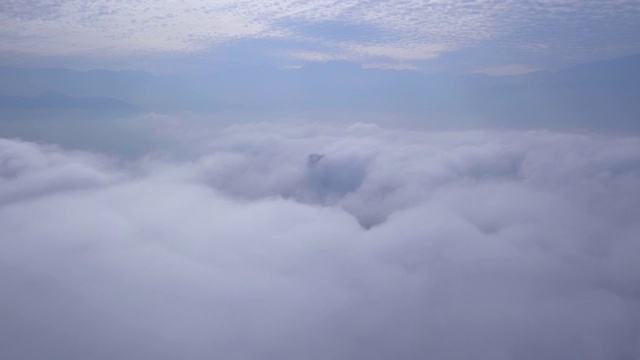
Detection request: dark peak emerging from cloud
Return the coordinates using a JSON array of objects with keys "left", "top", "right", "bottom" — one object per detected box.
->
[
  {"left": 1, "top": 123, "right": 640, "bottom": 359},
  {"left": 307, "top": 153, "right": 325, "bottom": 166}
]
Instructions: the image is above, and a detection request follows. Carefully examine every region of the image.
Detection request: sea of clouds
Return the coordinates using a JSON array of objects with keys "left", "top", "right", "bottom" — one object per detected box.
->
[{"left": 1, "top": 121, "right": 640, "bottom": 359}]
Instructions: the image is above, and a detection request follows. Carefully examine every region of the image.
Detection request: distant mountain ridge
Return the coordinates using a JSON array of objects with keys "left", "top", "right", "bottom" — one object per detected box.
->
[
  {"left": 0, "top": 90, "right": 141, "bottom": 111},
  {"left": 0, "top": 53, "right": 639, "bottom": 131}
]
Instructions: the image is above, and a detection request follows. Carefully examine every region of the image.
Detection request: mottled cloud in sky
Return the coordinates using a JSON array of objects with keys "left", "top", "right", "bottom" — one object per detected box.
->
[
  {"left": 1, "top": 122, "right": 640, "bottom": 359},
  {"left": 1, "top": 0, "right": 639, "bottom": 71},
  {"left": 2, "top": 0, "right": 640, "bottom": 357}
]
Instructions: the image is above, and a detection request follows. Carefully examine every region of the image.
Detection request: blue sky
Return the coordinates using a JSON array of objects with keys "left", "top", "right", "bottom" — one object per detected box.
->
[{"left": 2, "top": 0, "right": 640, "bottom": 74}]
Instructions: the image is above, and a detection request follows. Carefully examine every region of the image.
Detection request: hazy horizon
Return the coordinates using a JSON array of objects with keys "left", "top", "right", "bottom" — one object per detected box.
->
[{"left": 2, "top": 1, "right": 640, "bottom": 359}]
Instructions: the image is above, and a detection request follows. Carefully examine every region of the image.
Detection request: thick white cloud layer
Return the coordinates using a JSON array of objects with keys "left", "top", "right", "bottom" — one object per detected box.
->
[{"left": 1, "top": 123, "right": 640, "bottom": 359}]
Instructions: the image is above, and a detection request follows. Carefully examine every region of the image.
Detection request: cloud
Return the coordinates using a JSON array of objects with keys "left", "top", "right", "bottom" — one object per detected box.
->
[
  {"left": 1, "top": 0, "right": 639, "bottom": 70},
  {"left": 1, "top": 122, "right": 640, "bottom": 359},
  {"left": 473, "top": 64, "right": 541, "bottom": 76}
]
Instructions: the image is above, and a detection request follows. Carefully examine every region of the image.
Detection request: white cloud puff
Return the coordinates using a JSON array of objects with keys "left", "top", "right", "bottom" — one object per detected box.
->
[{"left": 1, "top": 123, "right": 640, "bottom": 359}]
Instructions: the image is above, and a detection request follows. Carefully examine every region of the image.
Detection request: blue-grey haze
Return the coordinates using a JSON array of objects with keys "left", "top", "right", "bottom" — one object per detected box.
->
[{"left": 2, "top": 1, "right": 640, "bottom": 359}]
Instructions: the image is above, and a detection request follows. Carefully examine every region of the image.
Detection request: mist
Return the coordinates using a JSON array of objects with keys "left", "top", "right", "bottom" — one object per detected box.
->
[
  {"left": 3, "top": 1, "right": 640, "bottom": 358},
  {"left": 1, "top": 121, "right": 639, "bottom": 359}
]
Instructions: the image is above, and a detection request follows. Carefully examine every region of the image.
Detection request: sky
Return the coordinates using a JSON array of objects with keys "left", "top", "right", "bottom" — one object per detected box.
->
[
  {"left": 1, "top": 0, "right": 640, "bottom": 74},
  {"left": 2, "top": 1, "right": 640, "bottom": 359}
]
